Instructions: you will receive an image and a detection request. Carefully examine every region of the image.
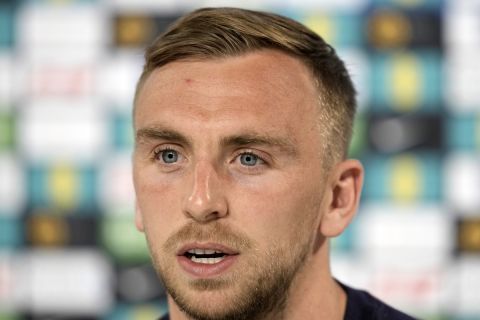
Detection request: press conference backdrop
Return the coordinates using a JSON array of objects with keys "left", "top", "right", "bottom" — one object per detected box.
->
[{"left": 0, "top": 0, "right": 479, "bottom": 319}]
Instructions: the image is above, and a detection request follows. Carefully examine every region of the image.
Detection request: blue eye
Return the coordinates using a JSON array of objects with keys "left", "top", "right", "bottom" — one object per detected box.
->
[
  {"left": 160, "top": 149, "right": 178, "bottom": 163},
  {"left": 239, "top": 153, "right": 259, "bottom": 166}
]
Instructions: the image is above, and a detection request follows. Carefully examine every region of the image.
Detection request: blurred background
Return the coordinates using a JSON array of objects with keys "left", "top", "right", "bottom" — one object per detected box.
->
[{"left": 0, "top": 0, "right": 479, "bottom": 319}]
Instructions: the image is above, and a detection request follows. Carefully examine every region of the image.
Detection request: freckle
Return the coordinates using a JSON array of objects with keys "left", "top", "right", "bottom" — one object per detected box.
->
[{"left": 185, "top": 78, "right": 193, "bottom": 84}]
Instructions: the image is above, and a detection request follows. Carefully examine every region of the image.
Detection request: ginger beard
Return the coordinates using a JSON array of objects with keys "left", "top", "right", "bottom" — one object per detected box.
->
[{"left": 144, "top": 221, "right": 316, "bottom": 320}]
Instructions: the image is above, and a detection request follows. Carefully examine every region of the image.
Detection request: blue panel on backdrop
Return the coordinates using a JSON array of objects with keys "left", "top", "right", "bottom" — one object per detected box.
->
[
  {"left": 0, "top": 216, "right": 22, "bottom": 248},
  {"left": 0, "top": 5, "right": 15, "bottom": 48},
  {"left": 28, "top": 165, "right": 97, "bottom": 211},
  {"left": 331, "top": 218, "right": 358, "bottom": 253},
  {"left": 370, "top": 51, "right": 442, "bottom": 112},
  {"left": 446, "top": 115, "right": 480, "bottom": 151},
  {"left": 301, "top": 13, "right": 363, "bottom": 48},
  {"left": 113, "top": 112, "right": 134, "bottom": 151},
  {"left": 362, "top": 152, "right": 442, "bottom": 202}
]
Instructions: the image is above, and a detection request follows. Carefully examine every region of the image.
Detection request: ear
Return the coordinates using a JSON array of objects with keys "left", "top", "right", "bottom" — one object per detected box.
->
[
  {"left": 320, "top": 159, "right": 364, "bottom": 237},
  {"left": 135, "top": 201, "right": 145, "bottom": 232}
]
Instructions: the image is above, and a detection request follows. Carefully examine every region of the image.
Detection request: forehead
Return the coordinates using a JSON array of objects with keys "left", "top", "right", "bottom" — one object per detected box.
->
[{"left": 134, "top": 50, "right": 320, "bottom": 143}]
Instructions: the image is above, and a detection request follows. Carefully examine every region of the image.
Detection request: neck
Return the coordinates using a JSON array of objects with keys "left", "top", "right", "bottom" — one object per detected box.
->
[{"left": 278, "top": 241, "right": 346, "bottom": 320}]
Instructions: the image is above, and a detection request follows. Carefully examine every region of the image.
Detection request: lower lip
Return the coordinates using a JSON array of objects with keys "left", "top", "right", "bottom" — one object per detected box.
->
[{"left": 177, "top": 255, "right": 238, "bottom": 278}]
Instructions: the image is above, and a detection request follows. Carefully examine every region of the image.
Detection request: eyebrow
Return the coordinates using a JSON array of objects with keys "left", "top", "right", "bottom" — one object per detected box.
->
[
  {"left": 220, "top": 134, "right": 298, "bottom": 156},
  {"left": 136, "top": 126, "right": 192, "bottom": 147},
  {"left": 135, "top": 125, "right": 298, "bottom": 156}
]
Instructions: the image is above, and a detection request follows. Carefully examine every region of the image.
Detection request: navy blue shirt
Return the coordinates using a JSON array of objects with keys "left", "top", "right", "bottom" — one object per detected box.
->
[
  {"left": 159, "top": 281, "right": 417, "bottom": 320},
  {"left": 338, "top": 281, "right": 417, "bottom": 320}
]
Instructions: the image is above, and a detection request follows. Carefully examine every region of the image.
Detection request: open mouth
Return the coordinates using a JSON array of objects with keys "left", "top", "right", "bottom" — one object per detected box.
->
[
  {"left": 184, "top": 249, "right": 229, "bottom": 264},
  {"left": 177, "top": 244, "right": 240, "bottom": 276}
]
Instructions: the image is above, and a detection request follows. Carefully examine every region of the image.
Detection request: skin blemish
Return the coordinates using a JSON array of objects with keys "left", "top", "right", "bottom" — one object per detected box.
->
[{"left": 185, "top": 78, "right": 194, "bottom": 84}]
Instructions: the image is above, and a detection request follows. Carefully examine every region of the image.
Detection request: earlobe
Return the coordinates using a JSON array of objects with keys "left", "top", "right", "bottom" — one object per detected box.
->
[
  {"left": 320, "top": 159, "right": 364, "bottom": 237},
  {"left": 135, "top": 201, "right": 145, "bottom": 232}
]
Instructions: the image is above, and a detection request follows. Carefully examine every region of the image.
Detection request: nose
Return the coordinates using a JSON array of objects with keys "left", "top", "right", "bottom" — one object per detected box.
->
[{"left": 182, "top": 161, "right": 228, "bottom": 222}]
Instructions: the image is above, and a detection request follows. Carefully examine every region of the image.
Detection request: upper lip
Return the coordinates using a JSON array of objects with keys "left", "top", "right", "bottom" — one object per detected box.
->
[{"left": 177, "top": 243, "right": 240, "bottom": 256}]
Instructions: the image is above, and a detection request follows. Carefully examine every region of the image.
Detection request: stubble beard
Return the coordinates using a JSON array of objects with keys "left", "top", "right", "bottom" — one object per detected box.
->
[{"left": 146, "top": 222, "right": 312, "bottom": 320}]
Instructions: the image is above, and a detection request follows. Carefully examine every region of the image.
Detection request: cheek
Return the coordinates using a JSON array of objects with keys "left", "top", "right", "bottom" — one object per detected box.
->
[
  {"left": 230, "top": 173, "right": 322, "bottom": 247},
  {"left": 133, "top": 167, "right": 184, "bottom": 231}
]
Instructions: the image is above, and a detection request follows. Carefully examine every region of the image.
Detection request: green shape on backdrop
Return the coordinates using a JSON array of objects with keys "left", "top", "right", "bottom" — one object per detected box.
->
[
  {"left": 348, "top": 114, "right": 367, "bottom": 158},
  {"left": 101, "top": 214, "right": 150, "bottom": 264},
  {"left": 0, "top": 113, "right": 14, "bottom": 149}
]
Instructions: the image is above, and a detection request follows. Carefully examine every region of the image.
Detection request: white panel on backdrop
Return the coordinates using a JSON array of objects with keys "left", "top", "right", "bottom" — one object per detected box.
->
[
  {"left": 98, "top": 152, "right": 135, "bottom": 213},
  {"left": 330, "top": 254, "right": 370, "bottom": 290},
  {"left": 0, "top": 252, "right": 15, "bottom": 312},
  {"left": 0, "top": 53, "right": 13, "bottom": 109},
  {"left": 357, "top": 204, "right": 453, "bottom": 268},
  {"left": 17, "top": 4, "right": 107, "bottom": 60},
  {"left": 446, "top": 52, "right": 480, "bottom": 112},
  {"left": 450, "top": 256, "right": 480, "bottom": 315},
  {"left": 98, "top": 53, "right": 143, "bottom": 109},
  {"left": 444, "top": 153, "right": 480, "bottom": 214},
  {"left": 368, "top": 267, "right": 446, "bottom": 316},
  {"left": 110, "top": 0, "right": 367, "bottom": 14},
  {"left": 338, "top": 49, "right": 369, "bottom": 112},
  {"left": 0, "top": 155, "right": 25, "bottom": 216},
  {"left": 29, "top": 60, "right": 96, "bottom": 99},
  {"left": 200, "top": 0, "right": 283, "bottom": 10},
  {"left": 18, "top": 99, "right": 107, "bottom": 164},
  {"left": 194, "top": 0, "right": 368, "bottom": 11},
  {"left": 109, "top": 0, "right": 185, "bottom": 12},
  {"left": 445, "top": 1, "right": 480, "bottom": 48},
  {"left": 13, "top": 250, "right": 113, "bottom": 315},
  {"left": 284, "top": 0, "right": 368, "bottom": 11},
  {"left": 110, "top": 0, "right": 276, "bottom": 12}
]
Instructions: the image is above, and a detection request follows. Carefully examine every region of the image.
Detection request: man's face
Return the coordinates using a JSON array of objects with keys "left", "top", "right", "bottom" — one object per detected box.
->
[{"left": 133, "top": 50, "right": 330, "bottom": 320}]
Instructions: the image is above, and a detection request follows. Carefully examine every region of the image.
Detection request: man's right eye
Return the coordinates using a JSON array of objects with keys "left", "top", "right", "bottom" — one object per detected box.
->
[{"left": 154, "top": 148, "right": 179, "bottom": 164}]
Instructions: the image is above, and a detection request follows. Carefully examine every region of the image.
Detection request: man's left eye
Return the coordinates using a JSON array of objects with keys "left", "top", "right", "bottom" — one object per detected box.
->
[
  {"left": 239, "top": 153, "right": 260, "bottom": 166},
  {"left": 161, "top": 150, "right": 178, "bottom": 163}
]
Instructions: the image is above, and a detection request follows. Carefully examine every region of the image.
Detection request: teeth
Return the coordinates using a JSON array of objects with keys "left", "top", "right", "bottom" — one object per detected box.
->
[
  {"left": 191, "top": 256, "right": 225, "bottom": 264},
  {"left": 187, "top": 248, "right": 224, "bottom": 255}
]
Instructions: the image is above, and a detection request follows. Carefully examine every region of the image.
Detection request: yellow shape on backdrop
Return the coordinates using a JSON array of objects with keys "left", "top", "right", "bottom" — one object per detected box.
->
[
  {"left": 117, "top": 16, "right": 154, "bottom": 46},
  {"left": 459, "top": 220, "right": 480, "bottom": 252},
  {"left": 48, "top": 164, "right": 78, "bottom": 209},
  {"left": 133, "top": 306, "right": 162, "bottom": 320},
  {"left": 369, "top": 10, "right": 412, "bottom": 49},
  {"left": 390, "top": 154, "right": 421, "bottom": 202},
  {"left": 29, "top": 215, "right": 68, "bottom": 246},
  {"left": 304, "top": 15, "right": 335, "bottom": 46},
  {"left": 391, "top": 53, "right": 421, "bottom": 112}
]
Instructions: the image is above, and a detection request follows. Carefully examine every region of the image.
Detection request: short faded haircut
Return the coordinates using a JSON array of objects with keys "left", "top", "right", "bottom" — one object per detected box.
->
[{"left": 134, "top": 7, "right": 356, "bottom": 164}]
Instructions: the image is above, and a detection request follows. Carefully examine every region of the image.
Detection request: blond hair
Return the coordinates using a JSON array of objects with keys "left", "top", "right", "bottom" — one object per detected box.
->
[{"left": 135, "top": 7, "right": 356, "bottom": 163}]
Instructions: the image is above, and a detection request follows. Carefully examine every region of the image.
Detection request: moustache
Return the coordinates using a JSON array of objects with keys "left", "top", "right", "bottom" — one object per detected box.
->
[{"left": 163, "top": 221, "right": 254, "bottom": 253}]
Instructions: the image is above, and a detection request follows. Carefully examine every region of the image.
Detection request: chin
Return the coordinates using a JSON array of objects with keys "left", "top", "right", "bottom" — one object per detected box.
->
[{"left": 171, "top": 282, "right": 249, "bottom": 320}]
